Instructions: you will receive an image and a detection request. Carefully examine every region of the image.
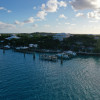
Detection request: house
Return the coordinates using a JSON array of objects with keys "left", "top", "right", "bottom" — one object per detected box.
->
[
  {"left": 29, "top": 44, "right": 38, "bottom": 48},
  {"left": 5, "top": 35, "right": 20, "bottom": 40},
  {"left": 94, "top": 36, "right": 100, "bottom": 40},
  {"left": 4, "top": 45, "right": 10, "bottom": 49},
  {"left": 53, "top": 33, "right": 70, "bottom": 41}
]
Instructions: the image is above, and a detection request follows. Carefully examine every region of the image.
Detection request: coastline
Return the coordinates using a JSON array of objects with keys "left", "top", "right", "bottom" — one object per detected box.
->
[
  {"left": 11, "top": 48, "right": 100, "bottom": 56},
  {"left": 77, "top": 52, "right": 100, "bottom": 56}
]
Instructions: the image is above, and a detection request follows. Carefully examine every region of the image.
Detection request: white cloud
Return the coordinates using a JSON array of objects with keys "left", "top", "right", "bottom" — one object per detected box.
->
[
  {"left": 87, "top": 10, "right": 100, "bottom": 20},
  {"left": 41, "top": 4, "right": 45, "bottom": 10},
  {"left": 37, "top": 0, "right": 67, "bottom": 20},
  {"left": 37, "top": 11, "right": 47, "bottom": 19},
  {"left": 45, "top": 0, "right": 67, "bottom": 12},
  {"left": 65, "top": 22, "right": 70, "bottom": 25},
  {"left": 24, "top": 17, "right": 35, "bottom": 23},
  {"left": 56, "top": 18, "right": 59, "bottom": 21},
  {"left": 65, "top": 22, "right": 76, "bottom": 26},
  {"left": 58, "top": 1, "right": 67, "bottom": 7},
  {"left": 89, "top": 20, "right": 98, "bottom": 23},
  {"left": 71, "top": 24, "right": 76, "bottom": 26},
  {"left": 45, "top": 0, "right": 58, "bottom": 12},
  {"left": 0, "top": 21, "right": 15, "bottom": 29},
  {"left": 44, "top": 24, "right": 50, "bottom": 27},
  {"left": 7, "top": 10, "right": 12, "bottom": 13},
  {"left": 15, "top": 17, "right": 35, "bottom": 26},
  {"left": 59, "top": 14, "right": 67, "bottom": 19},
  {"left": 33, "top": 6, "right": 36, "bottom": 10},
  {"left": 33, "top": 24, "right": 38, "bottom": 28},
  {"left": 0, "top": 6, "right": 12, "bottom": 13},
  {"left": 58, "top": 23, "right": 61, "bottom": 25},
  {"left": 14, "top": 20, "right": 24, "bottom": 26},
  {"left": 0, "top": 7, "right": 5, "bottom": 10},
  {"left": 70, "top": 0, "right": 100, "bottom": 11},
  {"left": 76, "top": 13, "right": 84, "bottom": 17}
]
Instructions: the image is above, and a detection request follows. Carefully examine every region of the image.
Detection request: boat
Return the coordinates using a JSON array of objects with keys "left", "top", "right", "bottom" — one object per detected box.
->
[
  {"left": 4, "top": 45, "right": 10, "bottom": 49},
  {"left": 56, "top": 53, "right": 69, "bottom": 59},
  {"left": 40, "top": 54, "right": 57, "bottom": 61},
  {"left": 64, "top": 51, "right": 77, "bottom": 57}
]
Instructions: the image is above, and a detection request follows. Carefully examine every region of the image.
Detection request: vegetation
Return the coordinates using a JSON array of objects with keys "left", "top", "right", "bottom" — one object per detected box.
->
[{"left": 0, "top": 33, "right": 100, "bottom": 53}]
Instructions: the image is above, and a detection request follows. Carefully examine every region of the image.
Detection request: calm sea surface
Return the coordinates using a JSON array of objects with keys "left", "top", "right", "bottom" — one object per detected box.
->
[{"left": 0, "top": 50, "right": 100, "bottom": 100}]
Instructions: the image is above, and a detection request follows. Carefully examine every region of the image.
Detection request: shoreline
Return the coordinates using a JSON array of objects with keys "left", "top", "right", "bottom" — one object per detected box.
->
[
  {"left": 1, "top": 48, "right": 100, "bottom": 56},
  {"left": 77, "top": 52, "right": 100, "bottom": 56}
]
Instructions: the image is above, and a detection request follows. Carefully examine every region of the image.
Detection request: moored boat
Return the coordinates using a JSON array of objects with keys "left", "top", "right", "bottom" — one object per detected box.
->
[
  {"left": 56, "top": 53, "right": 69, "bottom": 59},
  {"left": 40, "top": 54, "right": 57, "bottom": 61},
  {"left": 4, "top": 45, "right": 10, "bottom": 49}
]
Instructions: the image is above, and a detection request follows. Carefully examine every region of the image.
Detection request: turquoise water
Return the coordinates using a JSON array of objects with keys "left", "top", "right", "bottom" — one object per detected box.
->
[{"left": 0, "top": 50, "right": 100, "bottom": 100}]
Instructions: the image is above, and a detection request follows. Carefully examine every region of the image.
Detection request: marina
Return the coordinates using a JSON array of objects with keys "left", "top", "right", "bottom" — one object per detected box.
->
[{"left": 1, "top": 0, "right": 100, "bottom": 99}]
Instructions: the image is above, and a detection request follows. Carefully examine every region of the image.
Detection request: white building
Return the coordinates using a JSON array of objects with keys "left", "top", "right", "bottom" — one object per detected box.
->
[
  {"left": 53, "top": 33, "right": 70, "bottom": 41},
  {"left": 94, "top": 36, "right": 100, "bottom": 40},
  {"left": 5, "top": 35, "right": 20, "bottom": 40},
  {"left": 29, "top": 44, "right": 38, "bottom": 48}
]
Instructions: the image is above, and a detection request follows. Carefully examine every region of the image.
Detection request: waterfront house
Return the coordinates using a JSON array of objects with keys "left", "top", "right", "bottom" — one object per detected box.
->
[
  {"left": 4, "top": 45, "right": 10, "bottom": 49},
  {"left": 53, "top": 33, "right": 70, "bottom": 41},
  {"left": 16, "top": 46, "right": 29, "bottom": 50},
  {"left": 29, "top": 44, "right": 38, "bottom": 48},
  {"left": 5, "top": 35, "right": 20, "bottom": 40},
  {"left": 94, "top": 36, "right": 100, "bottom": 40}
]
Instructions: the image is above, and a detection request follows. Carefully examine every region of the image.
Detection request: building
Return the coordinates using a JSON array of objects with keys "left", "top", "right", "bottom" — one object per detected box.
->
[
  {"left": 29, "top": 44, "right": 38, "bottom": 48},
  {"left": 53, "top": 33, "right": 70, "bottom": 41},
  {"left": 94, "top": 36, "right": 100, "bottom": 40},
  {"left": 5, "top": 35, "right": 20, "bottom": 40}
]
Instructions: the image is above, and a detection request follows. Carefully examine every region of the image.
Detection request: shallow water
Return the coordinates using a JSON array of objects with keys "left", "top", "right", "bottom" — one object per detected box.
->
[{"left": 0, "top": 50, "right": 100, "bottom": 100}]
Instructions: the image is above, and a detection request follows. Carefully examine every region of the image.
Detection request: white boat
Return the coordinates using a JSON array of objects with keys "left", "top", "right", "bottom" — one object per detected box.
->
[
  {"left": 4, "top": 45, "right": 10, "bottom": 49},
  {"left": 16, "top": 46, "right": 29, "bottom": 50},
  {"left": 56, "top": 53, "right": 69, "bottom": 59},
  {"left": 64, "top": 51, "right": 77, "bottom": 56},
  {"left": 40, "top": 54, "right": 57, "bottom": 61}
]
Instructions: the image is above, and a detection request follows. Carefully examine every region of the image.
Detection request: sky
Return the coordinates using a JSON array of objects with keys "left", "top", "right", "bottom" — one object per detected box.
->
[{"left": 0, "top": 0, "right": 100, "bottom": 34}]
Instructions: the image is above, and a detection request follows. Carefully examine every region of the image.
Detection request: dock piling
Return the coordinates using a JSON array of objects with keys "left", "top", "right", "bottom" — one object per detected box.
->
[
  {"left": 3, "top": 48, "right": 5, "bottom": 54},
  {"left": 24, "top": 52, "right": 26, "bottom": 58},
  {"left": 61, "top": 55, "right": 63, "bottom": 64},
  {"left": 33, "top": 52, "right": 35, "bottom": 59}
]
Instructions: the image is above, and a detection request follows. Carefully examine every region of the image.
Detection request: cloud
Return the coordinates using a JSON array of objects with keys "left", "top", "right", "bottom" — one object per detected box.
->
[
  {"left": 15, "top": 17, "right": 35, "bottom": 26},
  {"left": 89, "top": 20, "right": 98, "bottom": 23},
  {"left": 58, "top": 23, "right": 61, "bottom": 25},
  {"left": 36, "top": 0, "right": 67, "bottom": 20},
  {"left": 71, "top": 24, "right": 76, "bottom": 26},
  {"left": 33, "top": 24, "right": 38, "bottom": 28},
  {"left": 70, "top": 0, "right": 100, "bottom": 11},
  {"left": 33, "top": 6, "right": 36, "bottom": 10},
  {"left": 65, "top": 22, "right": 70, "bottom": 25},
  {"left": 58, "top": 1, "right": 67, "bottom": 7},
  {"left": 44, "top": 24, "right": 50, "bottom": 27},
  {"left": 45, "top": 0, "right": 67, "bottom": 12},
  {"left": 0, "top": 6, "right": 12, "bottom": 13},
  {"left": 14, "top": 20, "right": 24, "bottom": 26},
  {"left": 37, "top": 11, "right": 47, "bottom": 19},
  {"left": 65, "top": 22, "right": 76, "bottom": 26},
  {"left": 24, "top": 17, "right": 35, "bottom": 23},
  {"left": 0, "top": 21, "right": 15, "bottom": 29},
  {"left": 45, "top": 0, "right": 58, "bottom": 12},
  {"left": 0, "top": 7, "right": 5, "bottom": 10},
  {"left": 7, "top": 10, "right": 12, "bottom": 13},
  {"left": 87, "top": 10, "right": 100, "bottom": 20},
  {"left": 41, "top": 4, "right": 45, "bottom": 10},
  {"left": 76, "top": 13, "right": 84, "bottom": 17},
  {"left": 59, "top": 14, "right": 67, "bottom": 19}
]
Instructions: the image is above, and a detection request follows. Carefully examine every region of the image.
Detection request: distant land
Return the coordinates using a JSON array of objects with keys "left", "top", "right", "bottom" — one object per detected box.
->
[{"left": 0, "top": 32, "right": 100, "bottom": 55}]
